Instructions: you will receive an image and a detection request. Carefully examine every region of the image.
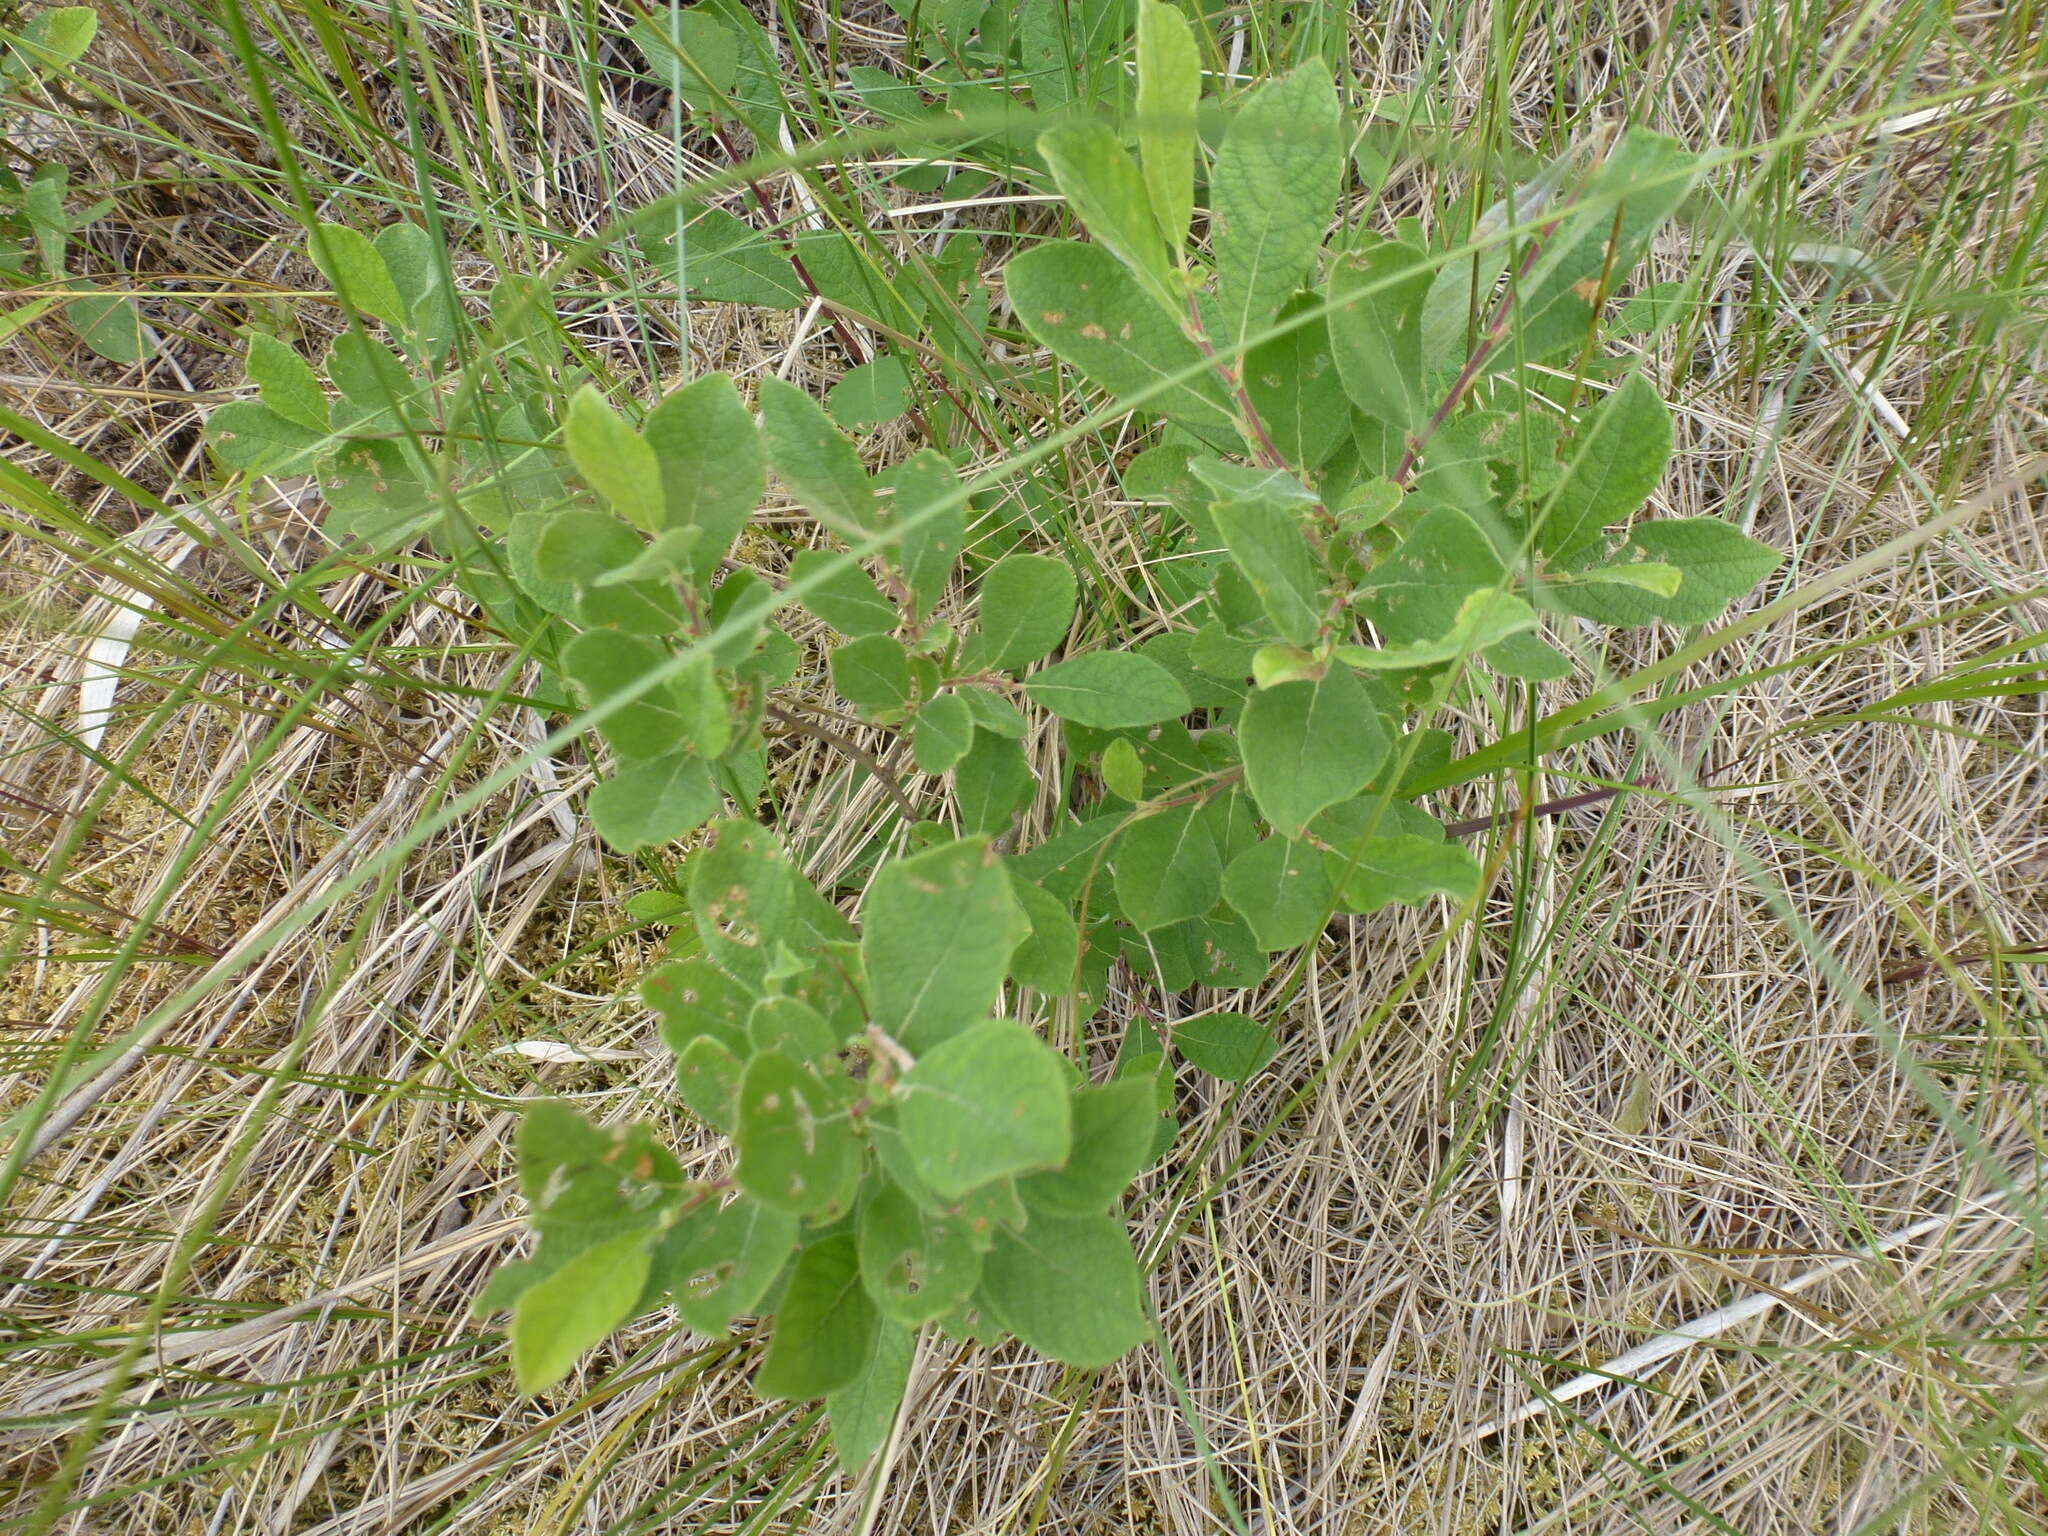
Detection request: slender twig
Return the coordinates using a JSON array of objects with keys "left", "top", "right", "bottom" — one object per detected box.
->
[
  {"left": 1879, "top": 945, "right": 2048, "bottom": 987},
  {"left": 1441, "top": 779, "right": 1650, "bottom": 840},
  {"left": 1186, "top": 293, "right": 1287, "bottom": 469},
  {"left": 762, "top": 702, "right": 919, "bottom": 821},
  {"left": 1392, "top": 217, "right": 1561, "bottom": 486}
]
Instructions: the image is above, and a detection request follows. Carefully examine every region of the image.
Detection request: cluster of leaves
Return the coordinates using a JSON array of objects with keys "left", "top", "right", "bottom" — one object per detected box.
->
[
  {"left": 203, "top": 0, "right": 1783, "bottom": 1471},
  {"left": 0, "top": 7, "right": 160, "bottom": 362}
]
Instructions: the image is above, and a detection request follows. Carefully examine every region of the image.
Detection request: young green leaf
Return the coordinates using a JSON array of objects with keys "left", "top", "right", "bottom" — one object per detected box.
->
[
  {"left": 826, "top": 1317, "right": 915, "bottom": 1471},
  {"left": 828, "top": 353, "right": 911, "bottom": 429},
  {"left": 912, "top": 691, "right": 975, "bottom": 775},
  {"left": 1210, "top": 497, "right": 1325, "bottom": 645},
  {"left": 1013, "top": 0, "right": 1132, "bottom": 115},
  {"left": 975, "top": 1210, "right": 1148, "bottom": 1368},
  {"left": 664, "top": 1195, "right": 797, "bottom": 1334},
  {"left": 1113, "top": 799, "right": 1225, "bottom": 932},
  {"left": 857, "top": 1180, "right": 984, "bottom": 1324},
  {"left": 513, "top": 1102, "right": 682, "bottom": 1249},
  {"left": 530, "top": 509, "right": 689, "bottom": 634},
  {"left": 951, "top": 732, "right": 1036, "bottom": 836},
  {"left": 1221, "top": 835, "right": 1335, "bottom": 951},
  {"left": 829, "top": 633, "right": 914, "bottom": 720},
  {"left": 1568, "top": 562, "right": 1683, "bottom": 597},
  {"left": 593, "top": 526, "right": 707, "bottom": 587},
  {"left": 673, "top": 650, "right": 733, "bottom": 757},
  {"left": 564, "top": 384, "right": 664, "bottom": 533},
  {"left": 1017, "top": 1079, "right": 1158, "bottom": 1216},
  {"left": 321, "top": 440, "right": 433, "bottom": 545},
  {"left": 803, "top": 229, "right": 925, "bottom": 338},
  {"left": 1243, "top": 307, "right": 1350, "bottom": 470},
  {"left": 887, "top": 449, "right": 964, "bottom": 620},
  {"left": 1557, "top": 517, "right": 1783, "bottom": 626},
  {"left": 630, "top": 4, "right": 740, "bottom": 115},
  {"left": 946, "top": 1175, "right": 1033, "bottom": 1254},
  {"left": 1024, "top": 652, "right": 1190, "bottom": 728},
  {"left": 589, "top": 751, "right": 721, "bottom": 853},
  {"left": 643, "top": 371, "right": 764, "bottom": 559},
  {"left": 1326, "top": 833, "right": 1483, "bottom": 912},
  {"left": 12, "top": 7, "right": 97, "bottom": 76},
  {"left": 561, "top": 629, "right": 691, "bottom": 761},
  {"left": 734, "top": 1049, "right": 859, "bottom": 1218},
  {"left": 748, "top": 995, "right": 841, "bottom": 1066},
  {"left": 862, "top": 837, "right": 1030, "bottom": 1050},
  {"left": 324, "top": 327, "right": 411, "bottom": 412},
  {"left": 1327, "top": 237, "right": 1434, "bottom": 432},
  {"left": 1615, "top": 281, "right": 1691, "bottom": 337},
  {"left": 1510, "top": 130, "right": 1702, "bottom": 366},
  {"left": 963, "top": 552, "right": 1076, "bottom": 672},
  {"left": 1353, "top": 506, "right": 1506, "bottom": 644},
  {"left": 676, "top": 207, "right": 806, "bottom": 308},
  {"left": 1486, "top": 630, "right": 1574, "bottom": 681},
  {"left": 1537, "top": 373, "right": 1671, "bottom": 557},
  {"left": 1208, "top": 63, "right": 1344, "bottom": 353},
  {"left": 1188, "top": 908, "right": 1265, "bottom": 989},
  {"left": 753, "top": 1234, "right": 880, "bottom": 1400},
  {"left": 644, "top": 957, "right": 754, "bottom": 1057},
  {"left": 758, "top": 374, "right": 877, "bottom": 540},
  {"left": 900, "top": 1018, "right": 1073, "bottom": 1198},
  {"left": 687, "top": 820, "right": 801, "bottom": 989},
  {"left": 1336, "top": 589, "right": 1538, "bottom": 672},
  {"left": 1099, "top": 737, "right": 1146, "bottom": 802},
  {"left": 307, "top": 222, "right": 407, "bottom": 328},
  {"left": 958, "top": 687, "right": 1029, "bottom": 740},
  {"left": 1172, "top": 1011, "right": 1279, "bottom": 1081},
  {"left": 1005, "top": 878, "right": 1080, "bottom": 994},
  {"left": 371, "top": 220, "right": 459, "bottom": 351},
  {"left": 679, "top": 1036, "right": 745, "bottom": 1130},
  {"left": 1039, "top": 121, "right": 1175, "bottom": 306},
  {"left": 559, "top": 625, "right": 688, "bottom": 743},
  {"left": 509, "top": 1228, "right": 653, "bottom": 1393},
  {"left": 1239, "top": 668, "right": 1390, "bottom": 839},
  {"left": 243, "top": 332, "right": 328, "bottom": 432},
  {"left": 206, "top": 402, "right": 326, "bottom": 476},
  {"left": 1006, "top": 241, "right": 1236, "bottom": 436},
  {"left": 1134, "top": 0, "right": 1198, "bottom": 251}
]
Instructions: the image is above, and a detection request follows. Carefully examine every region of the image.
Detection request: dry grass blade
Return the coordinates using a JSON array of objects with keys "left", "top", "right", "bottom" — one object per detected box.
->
[
  {"left": 2, "top": 1, "right": 2045, "bottom": 1533},
  {"left": 1468, "top": 1165, "right": 2048, "bottom": 1442}
]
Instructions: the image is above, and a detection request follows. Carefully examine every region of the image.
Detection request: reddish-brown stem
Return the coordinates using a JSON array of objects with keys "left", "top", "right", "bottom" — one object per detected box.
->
[
  {"left": 1441, "top": 779, "right": 1649, "bottom": 840},
  {"left": 1391, "top": 217, "right": 1560, "bottom": 486},
  {"left": 1186, "top": 293, "right": 1287, "bottom": 470},
  {"left": 762, "top": 702, "right": 920, "bottom": 821},
  {"left": 1879, "top": 947, "right": 2048, "bottom": 987}
]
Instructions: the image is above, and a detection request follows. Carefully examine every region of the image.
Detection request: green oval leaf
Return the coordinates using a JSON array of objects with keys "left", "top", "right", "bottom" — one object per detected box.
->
[
  {"left": 1024, "top": 652, "right": 1190, "bottom": 728},
  {"left": 975, "top": 1210, "right": 1148, "bottom": 1368},
  {"left": 643, "top": 370, "right": 764, "bottom": 559},
  {"left": 564, "top": 384, "right": 664, "bottom": 533},
  {"left": 1006, "top": 241, "right": 1235, "bottom": 435},
  {"left": 900, "top": 1018, "right": 1073, "bottom": 1199},
  {"left": 308, "top": 221, "right": 407, "bottom": 327},
  {"left": 1172, "top": 1011, "right": 1279, "bottom": 1081},
  {"left": 1238, "top": 668, "right": 1390, "bottom": 839},
  {"left": 734, "top": 1050, "right": 859, "bottom": 1218},
  {"left": 753, "top": 1234, "right": 880, "bottom": 1400},
  {"left": 964, "top": 553, "right": 1076, "bottom": 672},
  {"left": 509, "top": 1229, "right": 653, "bottom": 1393},
  {"left": 862, "top": 837, "right": 1030, "bottom": 1050}
]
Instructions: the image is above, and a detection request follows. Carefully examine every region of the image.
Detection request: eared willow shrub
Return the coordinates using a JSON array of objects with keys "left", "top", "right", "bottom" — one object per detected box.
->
[{"left": 208, "top": 0, "right": 1777, "bottom": 1468}]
